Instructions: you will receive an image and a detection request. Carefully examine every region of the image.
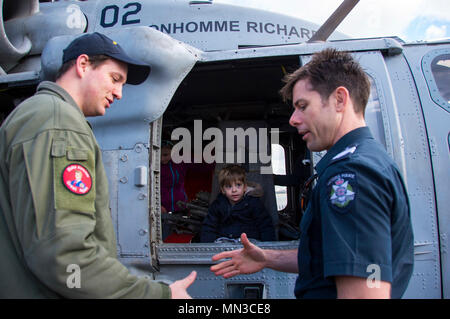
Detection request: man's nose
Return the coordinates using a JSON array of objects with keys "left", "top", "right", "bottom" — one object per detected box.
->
[
  {"left": 289, "top": 109, "right": 302, "bottom": 127},
  {"left": 113, "top": 84, "right": 123, "bottom": 100}
]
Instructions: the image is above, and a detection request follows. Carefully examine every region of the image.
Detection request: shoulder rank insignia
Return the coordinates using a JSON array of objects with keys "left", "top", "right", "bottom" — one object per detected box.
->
[
  {"left": 62, "top": 164, "right": 92, "bottom": 195},
  {"left": 327, "top": 172, "right": 356, "bottom": 210},
  {"left": 332, "top": 145, "right": 357, "bottom": 161}
]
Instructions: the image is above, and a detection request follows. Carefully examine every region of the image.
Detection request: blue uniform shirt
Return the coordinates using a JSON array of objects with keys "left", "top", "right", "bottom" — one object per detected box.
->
[{"left": 294, "top": 127, "right": 414, "bottom": 299}]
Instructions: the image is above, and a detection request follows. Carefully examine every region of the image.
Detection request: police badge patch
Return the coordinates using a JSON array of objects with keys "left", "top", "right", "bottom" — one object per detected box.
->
[{"left": 327, "top": 172, "right": 357, "bottom": 211}]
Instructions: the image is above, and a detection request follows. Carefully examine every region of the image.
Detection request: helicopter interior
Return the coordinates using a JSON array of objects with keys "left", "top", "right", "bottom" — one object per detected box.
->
[{"left": 160, "top": 54, "right": 312, "bottom": 243}]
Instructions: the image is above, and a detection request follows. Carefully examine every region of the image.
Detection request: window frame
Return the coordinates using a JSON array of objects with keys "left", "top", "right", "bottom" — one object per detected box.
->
[{"left": 422, "top": 48, "right": 450, "bottom": 112}]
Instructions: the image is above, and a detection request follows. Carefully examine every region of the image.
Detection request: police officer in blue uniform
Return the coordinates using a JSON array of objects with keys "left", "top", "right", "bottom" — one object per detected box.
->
[
  {"left": 210, "top": 48, "right": 414, "bottom": 299},
  {"left": 294, "top": 126, "right": 413, "bottom": 298}
]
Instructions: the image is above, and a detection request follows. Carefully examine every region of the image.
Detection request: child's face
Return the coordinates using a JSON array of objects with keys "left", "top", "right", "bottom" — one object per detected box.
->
[{"left": 221, "top": 180, "right": 247, "bottom": 205}]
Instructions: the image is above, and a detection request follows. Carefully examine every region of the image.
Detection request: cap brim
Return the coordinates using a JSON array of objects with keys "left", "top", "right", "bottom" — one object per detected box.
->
[
  {"left": 108, "top": 52, "right": 151, "bottom": 85},
  {"left": 126, "top": 62, "right": 151, "bottom": 85}
]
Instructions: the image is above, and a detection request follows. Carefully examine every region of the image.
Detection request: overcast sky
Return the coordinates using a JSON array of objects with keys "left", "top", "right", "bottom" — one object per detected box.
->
[{"left": 214, "top": 0, "right": 449, "bottom": 42}]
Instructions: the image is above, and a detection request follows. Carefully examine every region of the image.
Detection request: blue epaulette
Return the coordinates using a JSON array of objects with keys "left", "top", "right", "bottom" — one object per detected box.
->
[{"left": 329, "top": 144, "right": 358, "bottom": 165}]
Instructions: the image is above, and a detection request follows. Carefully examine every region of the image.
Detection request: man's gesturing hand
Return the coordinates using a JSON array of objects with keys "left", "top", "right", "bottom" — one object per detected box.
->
[
  {"left": 210, "top": 233, "right": 267, "bottom": 278},
  {"left": 170, "top": 271, "right": 197, "bottom": 299}
]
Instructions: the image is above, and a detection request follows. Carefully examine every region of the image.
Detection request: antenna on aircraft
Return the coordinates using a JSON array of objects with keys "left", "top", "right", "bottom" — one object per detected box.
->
[{"left": 308, "top": 0, "right": 359, "bottom": 43}]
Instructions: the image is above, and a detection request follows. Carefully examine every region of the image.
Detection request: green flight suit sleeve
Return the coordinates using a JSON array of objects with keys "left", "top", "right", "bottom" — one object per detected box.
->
[{"left": 10, "top": 128, "right": 171, "bottom": 298}]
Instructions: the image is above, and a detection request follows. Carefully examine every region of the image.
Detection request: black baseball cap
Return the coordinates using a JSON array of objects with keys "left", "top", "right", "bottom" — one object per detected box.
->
[{"left": 62, "top": 32, "right": 150, "bottom": 85}]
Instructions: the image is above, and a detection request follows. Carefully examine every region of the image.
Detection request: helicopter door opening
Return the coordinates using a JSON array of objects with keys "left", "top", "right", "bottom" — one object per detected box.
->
[{"left": 158, "top": 55, "right": 310, "bottom": 244}]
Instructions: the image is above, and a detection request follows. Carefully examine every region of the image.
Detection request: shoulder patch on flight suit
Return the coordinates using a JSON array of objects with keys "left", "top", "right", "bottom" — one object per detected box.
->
[
  {"left": 327, "top": 172, "right": 357, "bottom": 212},
  {"left": 52, "top": 139, "right": 96, "bottom": 213},
  {"left": 62, "top": 164, "right": 92, "bottom": 195}
]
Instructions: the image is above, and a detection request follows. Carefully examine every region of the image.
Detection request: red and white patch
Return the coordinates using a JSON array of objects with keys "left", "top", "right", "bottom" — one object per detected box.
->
[{"left": 62, "top": 164, "right": 92, "bottom": 195}]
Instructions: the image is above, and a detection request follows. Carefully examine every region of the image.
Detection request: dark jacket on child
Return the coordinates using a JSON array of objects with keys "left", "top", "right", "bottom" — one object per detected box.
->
[{"left": 200, "top": 193, "right": 276, "bottom": 242}]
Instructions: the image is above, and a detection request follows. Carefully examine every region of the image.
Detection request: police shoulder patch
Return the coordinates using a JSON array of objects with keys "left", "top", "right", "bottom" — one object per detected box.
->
[{"left": 327, "top": 172, "right": 357, "bottom": 211}]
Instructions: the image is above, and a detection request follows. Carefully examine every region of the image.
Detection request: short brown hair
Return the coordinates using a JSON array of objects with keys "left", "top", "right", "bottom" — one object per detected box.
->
[
  {"left": 55, "top": 54, "right": 111, "bottom": 80},
  {"left": 279, "top": 48, "right": 371, "bottom": 115},
  {"left": 218, "top": 164, "right": 247, "bottom": 189}
]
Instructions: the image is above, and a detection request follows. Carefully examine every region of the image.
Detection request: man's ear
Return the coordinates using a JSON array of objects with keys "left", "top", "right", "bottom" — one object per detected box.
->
[
  {"left": 334, "top": 86, "right": 350, "bottom": 113},
  {"left": 75, "top": 54, "right": 90, "bottom": 78}
]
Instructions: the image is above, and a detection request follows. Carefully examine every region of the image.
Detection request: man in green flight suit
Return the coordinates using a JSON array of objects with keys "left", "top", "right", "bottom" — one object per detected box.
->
[{"left": 0, "top": 32, "right": 196, "bottom": 298}]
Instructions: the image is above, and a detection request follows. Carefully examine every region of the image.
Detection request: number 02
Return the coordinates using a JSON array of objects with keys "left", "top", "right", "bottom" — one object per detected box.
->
[{"left": 100, "top": 2, "right": 142, "bottom": 28}]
